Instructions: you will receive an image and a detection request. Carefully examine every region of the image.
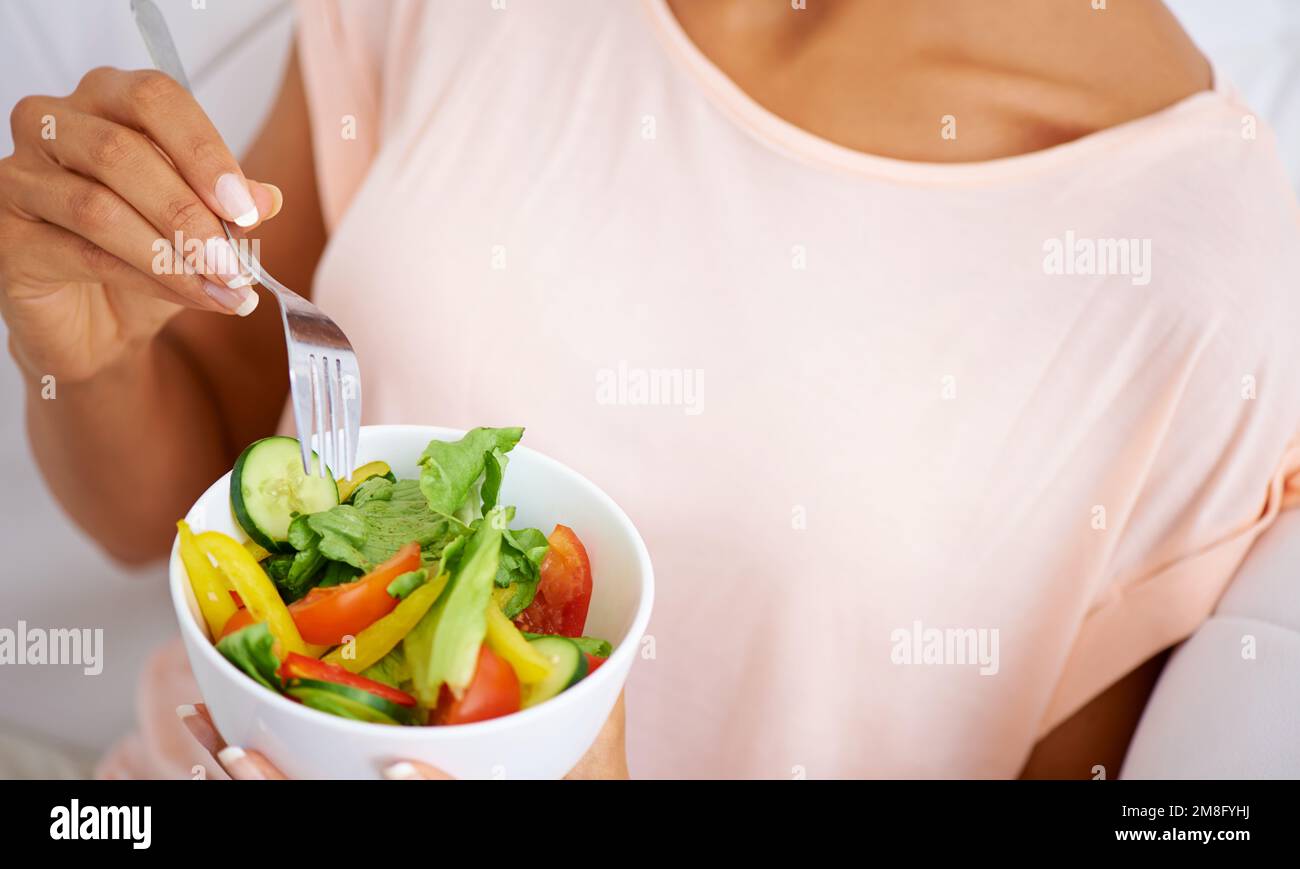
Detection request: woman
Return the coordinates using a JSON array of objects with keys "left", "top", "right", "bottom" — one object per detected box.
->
[{"left": 1, "top": 0, "right": 1297, "bottom": 779}]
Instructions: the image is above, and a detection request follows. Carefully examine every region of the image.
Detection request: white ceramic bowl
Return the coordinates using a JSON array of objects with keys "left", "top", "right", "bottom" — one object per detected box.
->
[{"left": 169, "top": 425, "right": 654, "bottom": 779}]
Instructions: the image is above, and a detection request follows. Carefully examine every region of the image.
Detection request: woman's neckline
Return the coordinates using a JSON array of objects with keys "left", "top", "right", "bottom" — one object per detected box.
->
[{"left": 639, "top": 0, "right": 1227, "bottom": 186}]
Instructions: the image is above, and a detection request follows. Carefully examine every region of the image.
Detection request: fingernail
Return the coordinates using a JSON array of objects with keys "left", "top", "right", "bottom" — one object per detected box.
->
[
  {"left": 215, "top": 173, "right": 259, "bottom": 227},
  {"left": 382, "top": 761, "right": 420, "bottom": 781},
  {"left": 201, "top": 237, "right": 256, "bottom": 289},
  {"left": 217, "top": 746, "right": 244, "bottom": 765},
  {"left": 203, "top": 280, "right": 258, "bottom": 317},
  {"left": 262, "top": 183, "right": 283, "bottom": 220},
  {"left": 177, "top": 704, "right": 221, "bottom": 755},
  {"left": 217, "top": 745, "right": 265, "bottom": 780}
]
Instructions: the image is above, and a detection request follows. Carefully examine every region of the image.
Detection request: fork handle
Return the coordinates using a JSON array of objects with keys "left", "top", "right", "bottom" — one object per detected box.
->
[
  {"left": 129, "top": 0, "right": 194, "bottom": 90},
  {"left": 129, "top": 0, "right": 289, "bottom": 292}
]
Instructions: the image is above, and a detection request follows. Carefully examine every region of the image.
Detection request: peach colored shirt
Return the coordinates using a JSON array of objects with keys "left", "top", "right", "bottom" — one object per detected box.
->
[{"left": 103, "top": 0, "right": 1300, "bottom": 779}]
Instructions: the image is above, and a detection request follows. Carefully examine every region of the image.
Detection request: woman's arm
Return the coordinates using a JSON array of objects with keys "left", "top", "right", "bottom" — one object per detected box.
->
[
  {"left": 17, "top": 49, "right": 326, "bottom": 564},
  {"left": 1019, "top": 650, "right": 1170, "bottom": 779}
]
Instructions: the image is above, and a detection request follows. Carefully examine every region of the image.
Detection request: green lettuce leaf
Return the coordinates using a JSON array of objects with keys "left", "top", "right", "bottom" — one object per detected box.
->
[
  {"left": 262, "top": 552, "right": 293, "bottom": 584},
  {"left": 361, "top": 645, "right": 411, "bottom": 689},
  {"left": 316, "top": 559, "right": 363, "bottom": 589},
  {"left": 494, "top": 526, "right": 548, "bottom": 617},
  {"left": 268, "top": 516, "right": 326, "bottom": 601},
  {"left": 403, "top": 507, "right": 505, "bottom": 704},
  {"left": 417, "top": 427, "right": 523, "bottom": 519},
  {"left": 481, "top": 448, "right": 508, "bottom": 513},
  {"left": 216, "top": 622, "right": 282, "bottom": 692},
  {"left": 296, "top": 478, "right": 458, "bottom": 572},
  {"left": 387, "top": 568, "right": 428, "bottom": 600},
  {"left": 344, "top": 469, "right": 397, "bottom": 504},
  {"left": 350, "top": 475, "right": 400, "bottom": 508}
]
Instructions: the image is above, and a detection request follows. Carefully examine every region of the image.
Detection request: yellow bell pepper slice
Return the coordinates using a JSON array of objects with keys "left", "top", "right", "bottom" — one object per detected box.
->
[
  {"left": 336, "top": 461, "right": 393, "bottom": 503},
  {"left": 484, "top": 602, "right": 552, "bottom": 684},
  {"left": 491, "top": 586, "right": 514, "bottom": 611},
  {"left": 196, "top": 530, "right": 312, "bottom": 658},
  {"left": 243, "top": 538, "right": 272, "bottom": 563},
  {"left": 177, "top": 520, "right": 237, "bottom": 640},
  {"left": 323, "top": 572, "right": 449, "bottom": 673}
]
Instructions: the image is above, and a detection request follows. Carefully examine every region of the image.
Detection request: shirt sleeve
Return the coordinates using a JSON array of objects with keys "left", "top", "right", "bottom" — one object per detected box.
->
[{"left": 1039, "top": 432, "right": 1300, "bottom": 734}]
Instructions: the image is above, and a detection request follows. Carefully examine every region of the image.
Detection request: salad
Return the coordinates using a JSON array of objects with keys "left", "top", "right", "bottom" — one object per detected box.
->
[{"left": 177, "top": 427, "right": 611, "bottom": 727}]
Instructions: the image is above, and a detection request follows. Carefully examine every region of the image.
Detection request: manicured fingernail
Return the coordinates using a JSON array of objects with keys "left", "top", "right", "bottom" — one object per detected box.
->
[
  {"left": 202, "top": 237, "right": 255, "bottom": 288},
  {"left": 176, "top": 704, "right": 221, "bottom": 755},
  {"left": 262, "top": 183, "right": 283, "bottom": 220},
  {"left": 383, "top": 761, "right": 420, "bottom": 780},
  {"left": 215, "top": 173, "right": 259, "bottom": 227},
  {"left": 216, "top": 746, "right": 245, "bottom": 765},
  {"left": 216, "top": 745, "right": 266, "bottom": 780},
  {"left": 203, "top": 280, "right": 258, "bottom": 316}
]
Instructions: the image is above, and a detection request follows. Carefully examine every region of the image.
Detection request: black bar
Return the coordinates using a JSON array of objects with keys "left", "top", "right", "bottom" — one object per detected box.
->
[{"left": 5, "top": 779, "right": 1284, "bottom": 853}]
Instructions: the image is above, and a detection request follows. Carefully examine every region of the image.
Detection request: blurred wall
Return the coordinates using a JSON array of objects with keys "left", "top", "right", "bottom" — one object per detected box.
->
[{"left": 0, "top": 0, "right": 1295, "bottom": 767}]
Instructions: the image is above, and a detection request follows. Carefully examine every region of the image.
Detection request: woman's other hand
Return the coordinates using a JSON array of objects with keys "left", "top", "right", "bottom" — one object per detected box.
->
[{"left": 176, "top": 694, "right": 629, "bottom": 780}]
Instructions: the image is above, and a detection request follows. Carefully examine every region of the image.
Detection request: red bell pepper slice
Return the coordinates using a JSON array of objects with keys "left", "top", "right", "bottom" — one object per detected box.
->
[
  {"left": 278, "top": 652, "right": 417, "bottom": 707},
  {"left": 289, "top": 542, "right": 421, "bottom": 645}
]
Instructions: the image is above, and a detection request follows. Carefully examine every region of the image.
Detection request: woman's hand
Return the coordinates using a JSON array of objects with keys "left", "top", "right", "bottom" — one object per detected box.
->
[
  {"left": 177, "top": 695, "right": 630, "bottom": 780},
  {"left": 0, "top": 67, "right": 281, "bottom": 385}
]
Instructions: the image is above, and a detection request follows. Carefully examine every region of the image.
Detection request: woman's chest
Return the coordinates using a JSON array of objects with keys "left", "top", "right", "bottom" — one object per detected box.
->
[{"left": 306, "top": 103, "right": 1300, "bottom": 776}]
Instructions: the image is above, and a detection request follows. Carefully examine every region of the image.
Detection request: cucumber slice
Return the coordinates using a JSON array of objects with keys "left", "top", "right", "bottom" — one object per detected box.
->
[
  {"left": 521, "top": 632, "right": 613, "bottom": 658},
  {"left": 522, "top": 636, "right": 587, "bottom": 709},
  {"left": 285, "top": 678, "right": 420, "bottom": 726},
  {"left": 231, "top": 436, "right": 339, "bottom": 553}
]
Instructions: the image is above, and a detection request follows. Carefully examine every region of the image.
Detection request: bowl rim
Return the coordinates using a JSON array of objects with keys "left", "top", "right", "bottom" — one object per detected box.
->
[{"left": 168, "top": 423, "right": 655, "bottom": 739}]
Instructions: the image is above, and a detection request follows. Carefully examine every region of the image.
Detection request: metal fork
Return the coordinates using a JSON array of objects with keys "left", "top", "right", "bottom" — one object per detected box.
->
[{"left": 130, "top": 0, "right": 360, "bottom": 479}]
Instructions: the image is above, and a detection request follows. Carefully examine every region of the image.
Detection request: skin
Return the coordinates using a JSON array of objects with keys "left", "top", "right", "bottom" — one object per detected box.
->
[
  {"left": 1019, "top": 651, "right": 1171, "bottom": 780},
  {"left": 0, "top": 0, "right": 1211, "bottom": 778},
  {"left": 3, "top": 56, "right": 323, "bottom": 563},
  {"left": 669, "top": 0, "right": 1210, "bottom": 163}
]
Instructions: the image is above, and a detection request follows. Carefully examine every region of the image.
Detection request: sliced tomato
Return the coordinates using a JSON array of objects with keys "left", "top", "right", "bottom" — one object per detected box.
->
[
  {"left": 513, "top": 525, "right": 592, "bottom": 638},
  {"left": 584, "top": 653, "right": 606, "bottom": 674},
  {"left": 431, "top": 645, "right": 520, "bottom": 725},
  {"left": 278, "top": 652, "right": 417, "bottom": 707},
  {"left": 289, "top": 542, "right": 421, "bottom": 645},
  {"left": 218, "top": 606, "right": 256, "bottom": 640}
]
